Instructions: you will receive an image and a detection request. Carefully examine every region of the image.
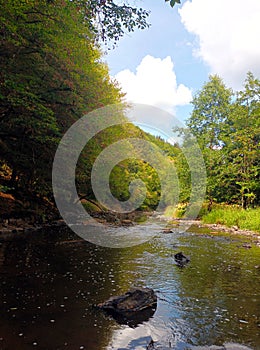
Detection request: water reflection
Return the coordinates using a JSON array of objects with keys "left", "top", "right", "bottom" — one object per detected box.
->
[{"left": 0, "top": 224, "right": 259, "bottom": 350}]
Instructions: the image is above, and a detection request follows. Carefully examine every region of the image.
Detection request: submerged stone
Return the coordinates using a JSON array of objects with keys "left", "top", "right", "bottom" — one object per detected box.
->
[
  {"left": 174, "top": 252, "right": 190, "bottom": 267},
  {"left": 97, "top": 287, "right": 157, "bottom": 326}
]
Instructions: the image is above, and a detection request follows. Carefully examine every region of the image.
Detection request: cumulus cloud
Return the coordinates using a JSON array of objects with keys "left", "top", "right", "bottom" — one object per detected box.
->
[
  {"left": 179, "top": 0, "right": 260, "bottom": 89},
  {"left": 114, "top": 55, "right": 192, "bottom": 112}
]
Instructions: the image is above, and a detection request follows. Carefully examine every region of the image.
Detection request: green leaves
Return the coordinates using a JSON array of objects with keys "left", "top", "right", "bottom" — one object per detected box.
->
[
  {"left": 0, "top": 0, "right": 122, "bottom": 196},
  {"left": 188, "top": 75, "right": 232, "bottom": 149},
  {"left": 74, "top": 0, "right": 150, "bottom": 46},
  {"left": 184, "top": 73, "right": 260, "bottom": 208},
  {"left": 165, "top": 0, "right": 181, "bottom": 7},
  {"left": 74, "top": 0, "right": 181, "bottom": 46}
]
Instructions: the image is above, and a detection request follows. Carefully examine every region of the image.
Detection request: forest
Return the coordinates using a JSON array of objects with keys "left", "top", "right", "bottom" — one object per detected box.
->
[{"left": 0, "top": 0, "right": 259, "bottom": 227}]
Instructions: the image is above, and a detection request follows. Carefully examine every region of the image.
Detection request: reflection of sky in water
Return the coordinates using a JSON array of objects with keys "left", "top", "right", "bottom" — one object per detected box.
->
[
  {"left": 0, "top": 223, "right": 259, "bottom": 350},
  {"left": 105, "top": 227, "right": 259, "bottom": 350}
]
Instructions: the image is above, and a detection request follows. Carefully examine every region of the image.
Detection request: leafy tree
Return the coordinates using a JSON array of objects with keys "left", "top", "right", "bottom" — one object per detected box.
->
[
  {"left": 184, "top": 73, "right": 259, "bottom": 209},
  {"left": 74, "top": 0, "right": 181, "bottom": 46},
  {"left": 78, "top": 0, "right": 150, "bottom": 46},
  {"left": 224, "top": 73, "right": 260, "bottom": 208},
  {"left": 186, "top": 75, "right": 233, "bottom": 206},
  {"left": 187, "top": 75, "right": 233, "bottom": 149},
  {"left": 0, "top": 0, "right": 183, "bottom": 218},
  {"left": 0, "top": 0, "right": 121, "bottom": 199}
]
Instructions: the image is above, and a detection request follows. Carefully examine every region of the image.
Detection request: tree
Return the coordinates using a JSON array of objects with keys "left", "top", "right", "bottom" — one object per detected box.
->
[
  {"left": 224, "top": 73, "right": 260, "bottom": 208},
  {"left": 187, "top": 75, "right": 233, "bottom": 149},
  {"left": 0, "top": 0, "right": 182, "bottom": 217},
  {"left": 0, "top": 0, "right": 122, "bottom": 198},
  {"left": 184, "top": 73, "right": 259, "bottom": 209},
  {"left": 74, "top": 0, "right": 181, "bottom": 46},
  {"left": 186, "top": 75, "right": 233, "bottom": 206}
]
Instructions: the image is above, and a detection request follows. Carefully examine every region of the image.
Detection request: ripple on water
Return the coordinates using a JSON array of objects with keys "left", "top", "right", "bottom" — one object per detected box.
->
[{"left": 0, "top": 224, "right": 259, "bottom": 350}]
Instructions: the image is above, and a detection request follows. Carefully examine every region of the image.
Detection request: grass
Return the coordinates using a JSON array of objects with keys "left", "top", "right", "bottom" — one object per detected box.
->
[
  {"left": 202, "top": 205, "right": 260, "bottom": 233},
  {"left": 164, "top": 203, "right": 260, "bottom": 233}
]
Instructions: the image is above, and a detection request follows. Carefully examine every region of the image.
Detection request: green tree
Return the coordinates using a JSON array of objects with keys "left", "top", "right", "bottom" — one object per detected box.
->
[
  {"left": 188, "top": 75, "right": 233, "bottom": 149},
  {"left": 74, "top": 0, "right": 181, "bottom": 46},
  {"left": 0, "top": 0, "right": 182, "bottom": 217},
  {"left": 184, "top": 73, "right": 259, "bottom": 208},
  {"left": 0, "top": 0, "right": 121, "bottom": 198},
  {"left": 224, "top": 73, "right": 260, "bottom": 208},
  {"left": 186, "top": 75, "right": 233, "bottom": 206}
]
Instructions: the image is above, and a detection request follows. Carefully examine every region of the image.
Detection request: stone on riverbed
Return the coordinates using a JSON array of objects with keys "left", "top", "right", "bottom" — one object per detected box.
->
[
  {"left": 162, "top": 228, "right": 173, "bottom": 234},
  {"left": 97, "top": 287, "right": 157, "bottom": 326},
  {"left": 174, "top": 252, "right": 190, "bottom": 267}
]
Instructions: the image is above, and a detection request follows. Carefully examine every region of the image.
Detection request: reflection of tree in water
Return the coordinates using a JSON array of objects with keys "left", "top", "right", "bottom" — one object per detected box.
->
[
  {"left": 0, "top": 226, "right": 135, "bottom": 350},
  {"left": 0, "top": 242, "right": 6, "bottom": 267},
  {"left": 1, "top": 226, "right": 259, "bottom": 349},
  {"left": 172, "top": 235, "right": 260, "bottom": 347}
]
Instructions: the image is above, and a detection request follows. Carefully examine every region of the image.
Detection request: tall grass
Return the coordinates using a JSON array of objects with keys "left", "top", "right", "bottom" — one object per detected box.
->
[{"left": 202, "top": 206, "right": 260, "bottom": 233}]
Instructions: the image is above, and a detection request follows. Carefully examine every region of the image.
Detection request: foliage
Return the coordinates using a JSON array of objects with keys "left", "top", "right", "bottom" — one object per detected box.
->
[
  {"left": 79, "top": 0, "right": 150, "bottom": 46},
  {"left": 0, "top": 0, "right": 183, "bottom": 216},
  {"left": 187, "top": 75, "right": 232, "bottom": 149},
  {"left": 75, "top": 0, "right": 181, "bottom": 46},
  {"left": 223, "top": 73, "right": 260, "bottom": 208},
  {"left": 0, "top": 0, "right": 122, "bottom": 198},
  {"left": 165, "top": 0, "right": 181, "bottom": 7},
  {"left": 182, "top": 73, "right": 260, "bottom": 209},
  {"left": 76, "top": 125, "right": 180, "bottom": 211}
]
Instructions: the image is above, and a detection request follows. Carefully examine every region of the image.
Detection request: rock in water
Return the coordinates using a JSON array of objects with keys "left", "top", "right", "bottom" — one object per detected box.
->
[
  {"left": 174, "top": 252, "right": 190, "bottom": 267},
  {"left": 162, "top": 228, "right": 173, "bottom": 234},
  {"left": 96, "top": 287, "right": 157, "bottom": 326}
]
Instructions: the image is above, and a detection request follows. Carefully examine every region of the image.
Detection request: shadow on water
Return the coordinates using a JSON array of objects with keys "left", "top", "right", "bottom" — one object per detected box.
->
[{"left": 0, "top": 222, "right": 259, "bottom": 350}]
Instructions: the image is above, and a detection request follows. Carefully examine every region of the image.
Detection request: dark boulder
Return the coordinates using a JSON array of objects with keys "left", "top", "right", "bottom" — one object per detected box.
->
[
  {"left": 162, "top": 228, "right": 173, "bottom": 234},
  {"left": 174, "top": 252, "right": 190, "bottom": 267},
  {"left": 96, "top": 287, "right": 157, "bottom": 326}
]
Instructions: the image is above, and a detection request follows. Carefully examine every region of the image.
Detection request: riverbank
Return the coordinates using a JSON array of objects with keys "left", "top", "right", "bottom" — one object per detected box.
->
[
  {"left": 164, "top": 204, "right": 260, "bottom": 240},
  {"left": 0, "top": 190, "right": 63, "bottom": 239},
  {"left": 0, "top": 190, "right": 259, "bottom": 245},
  {"left": 1, "top": 214, "right": 259, "bottom": 249},
  {"left": 0, "top": 194, "right": 150, "bottom": 240},
  {"left": 201, "top": 206, "right": 260, "bottom": 233},
  {"left": 188, "top": 220, "right": 260, "bottom": 246}
]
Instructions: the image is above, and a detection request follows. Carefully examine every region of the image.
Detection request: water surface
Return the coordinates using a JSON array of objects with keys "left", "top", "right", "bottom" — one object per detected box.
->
[{"left": 0, "top": 221, "right": 259, "bottom": 349}]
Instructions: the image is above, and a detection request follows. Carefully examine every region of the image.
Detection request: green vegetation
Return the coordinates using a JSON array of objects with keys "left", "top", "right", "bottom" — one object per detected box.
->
[
  {"left": 202, "top": 206, "right": 260, "bottom": 233},
  {"left": 0, "top": 0, "right": 259, "bottom": 231},
  {"left": 176, "top": 73, "right": 260, "bottom": 211},
  {"left": 169, "top": 73, "right": 259, "bottom": 232},
  {"left": 0, "top": 0, "right": 123, "bottom": 200},
  {"left": 0, "top": 0, "right": 181, "bottom": 219}
]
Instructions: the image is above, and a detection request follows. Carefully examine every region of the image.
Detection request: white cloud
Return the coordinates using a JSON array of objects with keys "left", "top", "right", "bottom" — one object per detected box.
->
[
  {"left": 114, "top": 55, "right": 192, "bottom": 112},
  {"left": 179, "top": 0, "right": 260, "bottom": 89}
]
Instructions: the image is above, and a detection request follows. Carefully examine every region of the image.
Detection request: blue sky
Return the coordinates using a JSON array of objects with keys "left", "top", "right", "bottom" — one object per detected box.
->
[{"left": 104, "top": 0, "right": 260, "bottom": 125}]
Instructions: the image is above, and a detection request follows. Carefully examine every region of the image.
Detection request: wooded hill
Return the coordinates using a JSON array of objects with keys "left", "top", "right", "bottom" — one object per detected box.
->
[
  {"left": 0, "top": 0, "right": 181, "bottom": 220},
  {"left": 0, "top": 1, "right": 259, "bottom": 222}
]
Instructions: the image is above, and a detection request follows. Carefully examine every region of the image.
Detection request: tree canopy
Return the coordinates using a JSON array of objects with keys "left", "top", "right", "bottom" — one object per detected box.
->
[
  {"left": 0, "top": 0, "right": 181, "bottom": 218},
  {"left": 182, "top": 73, "right": 260, "bottom": 209},
  {"left": 74, "top": 0, "right": 181, "bottom": 46},
  {"left": 0, "top": 0, "right": 122, "bottom": 198}
]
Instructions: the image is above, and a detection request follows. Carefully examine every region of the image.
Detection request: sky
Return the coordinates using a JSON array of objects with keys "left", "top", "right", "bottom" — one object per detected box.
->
[{"left": 104, "top": 0, "right": 260, "bottom": 124}]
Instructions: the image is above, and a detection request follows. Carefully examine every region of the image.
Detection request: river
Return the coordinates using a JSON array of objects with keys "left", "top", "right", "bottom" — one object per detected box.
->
[{"left": 0, "top": 219, "right": 259, "bottom": 349}]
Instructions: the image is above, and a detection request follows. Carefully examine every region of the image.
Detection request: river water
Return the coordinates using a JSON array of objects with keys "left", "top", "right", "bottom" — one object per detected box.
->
[{"left": 0, "top": 219, "right": 259, "bottom": 350}]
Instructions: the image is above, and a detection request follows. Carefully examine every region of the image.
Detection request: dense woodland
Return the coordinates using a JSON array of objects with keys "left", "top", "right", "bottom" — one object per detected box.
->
[{"left": 0, "top": 0, "right": 259, "bottom": 222}]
